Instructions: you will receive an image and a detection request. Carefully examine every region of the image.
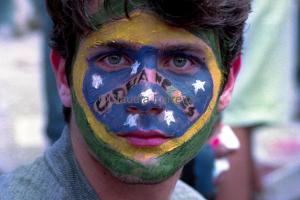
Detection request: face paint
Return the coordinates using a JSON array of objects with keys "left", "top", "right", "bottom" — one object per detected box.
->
[
  {"left": 92, "top": 74, "right": 103, "bottom": 89},
  {"left": 72, "top": 12, "right": 222, "bottom": 183},
  {"left": 192, "top": 80, "right": 206, "bottom": 94},
  {"left": 140, "top": 88, "right": 157, "bottom": 104},
  {"left": 163, "top": 110, "right": 176, "bottom": 126},
  {"left": 130, "top": 61, "right": 141, "bottom": 75},
  {"left": 124, "top": 114, "right": 139, "bottom": 127}
]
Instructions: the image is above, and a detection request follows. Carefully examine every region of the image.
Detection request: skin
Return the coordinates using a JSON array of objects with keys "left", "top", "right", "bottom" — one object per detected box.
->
[
  {"left": 72, "top": 11, "right": 222, "bottom": 182},
  {"left": 51, "top": 10, "right": 240, "bottom": 200}
]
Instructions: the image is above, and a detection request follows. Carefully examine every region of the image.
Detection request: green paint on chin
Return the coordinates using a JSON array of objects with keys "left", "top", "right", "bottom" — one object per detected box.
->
[
  {"left": 71, "top": 89, "right": 218, "bottom": 183},
  {"left": 72, "top": 1, "right": 223, "bottom": 182}
]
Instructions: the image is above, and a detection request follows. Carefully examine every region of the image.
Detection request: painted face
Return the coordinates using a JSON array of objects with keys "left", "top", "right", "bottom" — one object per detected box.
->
[{"left": 72, "top": 12, "right": 222, "bottom": 183}]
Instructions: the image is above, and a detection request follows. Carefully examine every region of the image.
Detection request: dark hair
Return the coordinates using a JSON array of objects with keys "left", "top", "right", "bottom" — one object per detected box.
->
[{"left": 46, "top": 0, "right": 251, "bottom": 122}]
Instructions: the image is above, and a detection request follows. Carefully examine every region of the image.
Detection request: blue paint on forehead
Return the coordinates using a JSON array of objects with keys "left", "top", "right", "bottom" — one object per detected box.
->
[
  {"left": 139, "top": 46, "right": 158, "bottom": 69},
  {"left": 82, "top": 45, "right": 213, "bottom": 138}
]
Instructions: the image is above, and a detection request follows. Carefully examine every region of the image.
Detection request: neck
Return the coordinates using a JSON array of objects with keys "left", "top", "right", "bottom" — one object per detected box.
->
[{"left": 70, "top": 116, "right": 181, "bottom": 200}]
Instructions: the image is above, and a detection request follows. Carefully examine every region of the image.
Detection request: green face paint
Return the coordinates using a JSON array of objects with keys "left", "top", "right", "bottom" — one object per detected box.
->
[{"left": 71, "top": 11, "right": 223, "bottom": 183}]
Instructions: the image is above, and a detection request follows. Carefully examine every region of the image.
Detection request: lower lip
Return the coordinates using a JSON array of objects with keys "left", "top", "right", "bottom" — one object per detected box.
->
[{"left": 123, "top": 136, "right": 169, "bottom": 147}]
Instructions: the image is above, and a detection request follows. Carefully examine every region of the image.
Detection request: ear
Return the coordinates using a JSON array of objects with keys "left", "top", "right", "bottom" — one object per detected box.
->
[
  {"left": 50, "top": 49, "right": 72, "bottom": 108},
  {"left": 217, "top": 54, "right": 241, "bottom": 112}
]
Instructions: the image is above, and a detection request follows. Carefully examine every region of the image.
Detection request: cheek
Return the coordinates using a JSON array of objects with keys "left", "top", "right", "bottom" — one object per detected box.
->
[
  {"left": 82, "top": 62, "right": 132, "bottom": 112},
  {"left": 80, "top": 61, "right": 215, "bottom": 138},
  {"left": 158, "top": 67, "right": 214, "bottom": 122}
]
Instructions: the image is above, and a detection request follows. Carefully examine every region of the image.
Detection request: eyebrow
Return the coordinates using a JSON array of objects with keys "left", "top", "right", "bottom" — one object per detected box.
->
[
  {"left": 160, "top": 44, "right": 204, "bottom": 53},
  {"left": 89, "top": 41, "right": 205, "bottom": 55},
  {"left": 90, "top": 41, "right": 140, "bottom": 51}
]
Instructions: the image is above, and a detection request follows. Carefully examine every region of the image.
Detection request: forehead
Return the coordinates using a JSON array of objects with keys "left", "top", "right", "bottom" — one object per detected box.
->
[{"left": 82, "top": 12, "right": 209, "bottom": 50}]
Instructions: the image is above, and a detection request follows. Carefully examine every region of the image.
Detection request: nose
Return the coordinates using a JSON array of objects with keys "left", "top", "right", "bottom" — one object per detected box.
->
[
  {"left": 125, "top": 48, "right": 164, "bottom": 115},
  {"left": 125, "top": 89, "right": 165, "bottom": 115},
  {"left": 143, "top": 68, "right": 156, "bottom": 83},
  {"left": 126, "top": 104, "right": 164, "bottom": 115}
]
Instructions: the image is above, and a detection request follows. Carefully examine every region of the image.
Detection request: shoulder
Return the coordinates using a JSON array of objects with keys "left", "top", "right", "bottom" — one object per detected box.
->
[
  {"left": 0, "top": 157, "right": 65, "bottom": 200},
  {"left": 171, "top": 180, "right": 206, "bottom": 200}
]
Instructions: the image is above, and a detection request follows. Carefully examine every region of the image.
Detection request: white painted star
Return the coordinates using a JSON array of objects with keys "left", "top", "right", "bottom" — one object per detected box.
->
[
  {"left": 130, "top": 61, "right": 141, "bottom": 75},
  {"left": 124, "top": 114, "right": 139, "bottom": 127},
  {"left": 140, "top": 89, "right": 157, "bottom": 104},
  {"left": 164, "top": 110, "right": 175, "bottom": 126},
  {"left": 192, "top": 80, "right": 206, "bottom": 94},
  {"left": 92, "top": 74, "right": 103, "bottom": 89}
]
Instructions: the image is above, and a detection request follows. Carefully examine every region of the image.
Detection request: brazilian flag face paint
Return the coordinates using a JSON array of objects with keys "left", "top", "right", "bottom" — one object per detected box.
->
[{"left": 72, "top": 12, "right": 223, "bottom": 183}]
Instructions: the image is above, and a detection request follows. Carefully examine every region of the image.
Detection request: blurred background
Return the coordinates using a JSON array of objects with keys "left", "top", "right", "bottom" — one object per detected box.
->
[{"left": 0, "top": 0, "right": 300, "bottom": 200}]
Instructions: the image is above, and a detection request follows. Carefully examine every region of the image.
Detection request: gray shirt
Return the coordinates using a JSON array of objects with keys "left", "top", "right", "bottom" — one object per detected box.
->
[{"left": 0, "top": 128, "right": 205, "bottom": 200}]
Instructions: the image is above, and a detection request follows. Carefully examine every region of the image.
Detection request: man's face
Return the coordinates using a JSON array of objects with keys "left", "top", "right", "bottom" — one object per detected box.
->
[{"left": 71, "top": 12, "right": 222, "bottom": 183}]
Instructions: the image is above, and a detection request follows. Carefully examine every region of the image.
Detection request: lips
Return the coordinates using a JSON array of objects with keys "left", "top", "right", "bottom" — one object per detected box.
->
[{"left": 118, "top": 130, "right": 170, "bottom": 147}]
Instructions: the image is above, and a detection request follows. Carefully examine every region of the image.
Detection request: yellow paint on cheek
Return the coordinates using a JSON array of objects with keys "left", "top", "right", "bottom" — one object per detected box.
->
[{"left": 72, "top": 12, "right": 222, "bottom": 161}]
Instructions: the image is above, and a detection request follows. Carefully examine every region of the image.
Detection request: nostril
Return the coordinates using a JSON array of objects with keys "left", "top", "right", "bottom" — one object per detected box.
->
[
  {"left": 126, "top": 106, "right": 139, "bottom": 114},
  {"left": 149, "top": 107, "right": 163, "bottom": 115},
  {"left": 126, "top": 106, "right": 163, "bottom": 115}
]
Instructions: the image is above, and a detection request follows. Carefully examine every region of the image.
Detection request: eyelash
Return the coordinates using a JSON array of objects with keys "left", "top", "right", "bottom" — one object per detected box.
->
[
  {"left": 164, "top": 51, "right": 203, "bottom": 62},
  {"left": 97, "top": 52, "right": 123, "bottom": 61},
  {"left": 89, "top": 51, "right": 205, "bottom": 73},
  {"left": 93, "top": 52, "right": 134, "bottom": 70},
  {"left": 160, "top": 53, "right": 204, "bottom": 71}
]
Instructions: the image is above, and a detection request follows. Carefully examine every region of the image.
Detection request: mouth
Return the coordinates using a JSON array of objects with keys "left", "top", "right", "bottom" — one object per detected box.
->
[{"left": 118, "top": 130, "right": 170, "bottom": 147}]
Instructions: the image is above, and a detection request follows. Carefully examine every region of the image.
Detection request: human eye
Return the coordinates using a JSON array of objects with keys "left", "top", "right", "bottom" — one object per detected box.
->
[
  {"left": 161, "top": 53, "right": 202, "bottom": 74},
  {"left": 94, "top": 52, "right": 134, "bottom": 72},
  {"left": 172, "top": 56, "right": 189, "bottom": 68}
]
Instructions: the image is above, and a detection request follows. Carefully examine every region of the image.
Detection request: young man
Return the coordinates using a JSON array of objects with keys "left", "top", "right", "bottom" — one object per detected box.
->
[{"left": 0, "top": 0, "right": 250, "bottom": 199}]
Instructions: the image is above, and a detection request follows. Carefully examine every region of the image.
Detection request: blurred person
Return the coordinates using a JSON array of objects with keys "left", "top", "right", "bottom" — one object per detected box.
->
[
  {"left": 182, "top": 143, "right": 216, "bottom": 199},
  {"left": 218, "top": 0, "right": 297, "bottom": 199},
  {"left": 0, "top": 0, "right": 251, "bottom": 199},
  {"left": 0, "top": 0, "right": 14, "bottom": 35},
  {"left": 182, "top": 118, "right": 241, "bottom": 200}
]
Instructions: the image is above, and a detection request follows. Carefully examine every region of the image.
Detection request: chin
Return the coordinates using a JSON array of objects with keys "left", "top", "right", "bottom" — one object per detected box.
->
[{"left": 113, "top": 174, "right": 169, "bottom": 185}]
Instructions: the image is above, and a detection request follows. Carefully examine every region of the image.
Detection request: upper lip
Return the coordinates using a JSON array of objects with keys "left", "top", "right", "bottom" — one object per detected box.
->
[{"left": 118, "top": 130, "right": 169, "bottom": 139}]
